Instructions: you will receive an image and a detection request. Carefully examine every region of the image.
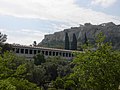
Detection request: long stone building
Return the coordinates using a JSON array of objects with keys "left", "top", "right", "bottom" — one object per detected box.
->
[{"left": 12, "top": 44, "right": 81, "bottom": 60}]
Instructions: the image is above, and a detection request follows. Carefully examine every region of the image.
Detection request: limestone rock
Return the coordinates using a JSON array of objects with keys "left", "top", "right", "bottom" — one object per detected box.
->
[{"left": 39, "top": 22, "right": 120, "bottom": 50}]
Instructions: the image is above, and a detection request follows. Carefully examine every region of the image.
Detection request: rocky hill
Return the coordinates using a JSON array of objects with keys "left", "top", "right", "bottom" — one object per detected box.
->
[{"left": 39, "top": 22, "right": 120, "bottom": 50}]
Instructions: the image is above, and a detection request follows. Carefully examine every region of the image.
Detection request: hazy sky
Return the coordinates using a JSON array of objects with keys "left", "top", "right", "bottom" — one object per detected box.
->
[{"left": 0, "top": 0, "right": 120, "bottom": 45}]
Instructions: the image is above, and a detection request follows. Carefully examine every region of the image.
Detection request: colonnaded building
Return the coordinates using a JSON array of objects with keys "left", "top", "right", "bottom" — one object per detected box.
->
[{"left": 12, "top": 44, "right": 81, "bottom": 60}]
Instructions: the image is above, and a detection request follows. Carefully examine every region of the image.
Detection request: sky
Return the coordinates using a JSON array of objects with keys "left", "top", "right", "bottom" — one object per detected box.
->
[{"left": 0, "top": 0, "right": 120, "bottom": 45}]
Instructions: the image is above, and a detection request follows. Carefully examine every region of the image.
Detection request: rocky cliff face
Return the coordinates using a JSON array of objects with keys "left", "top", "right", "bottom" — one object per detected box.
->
[{"left": 39, "top": 22, "right": 120, "bottom": 50}]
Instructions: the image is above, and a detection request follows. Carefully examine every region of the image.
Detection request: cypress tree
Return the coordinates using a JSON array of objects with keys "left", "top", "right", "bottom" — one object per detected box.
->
[
  {"left": 64, "top": 32, "right": 69, "bottom": 50},
  {"left": 71, "top": 33, "right": 77, "bottom": 50},
  {"left": 84, "top": 32, "right": 88, "bottom": 46},
  {"left": 33, "top": 41, "right": 37, "bottom": 46},
  {"left": 0, "top": 32, "right": 7, "bottom": 43}
]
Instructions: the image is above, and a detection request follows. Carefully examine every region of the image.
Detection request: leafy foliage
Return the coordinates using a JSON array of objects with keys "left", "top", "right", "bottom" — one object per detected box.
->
[
  {"left": 52, "top": 33, "right": 120, "bottom": 90},
  {"left": 0, "top": 51, "right": 40, "bottom": 90},
  {"left": 33, "top": 53, "right": 45, "bottom": 65},
  {"left": 30, "top": 65, "right": 46, "bottom": 86},
  {"left": 0, "top": 79, "right": 16, "bottom": 90},
  {"left": 71, "top": 33, "right": 120, "bottom": 90},
  {"left": 7, "top": 77, "right": 40, "bottom": 90},
  {"left": 27, "top": 56, "right": 72, "bottom": 89},
  {"left": 0, "top": 32, "right": 7, "bottom": 43},
  {"left": 0, "top": 43, "right": 12, "bottom": 54},
  {"left": 52, "top": 77, "right": 64, "bottom": 89}
]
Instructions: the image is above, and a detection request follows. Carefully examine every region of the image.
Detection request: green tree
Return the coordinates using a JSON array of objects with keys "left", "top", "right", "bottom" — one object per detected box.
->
[
  {"left": 52, "top": 75, "right": 77, "bottom": 90},
  {"left": 42, "top": 60, "right": 58, "bottom": 81},
  {"left": 31, "top": 65, "right": 46, "bottom": 86},
  {"left": 45, "top": 57, "right": 72, "bottom": 79},
  {"left": 72, "top": 33, "right": 120, "bottom": 90},
  {"left": 0, "top": 32, "right": 10, "bottom": 53},
  {"left": 33, "top": 53, "right": 45, "bottom": 65},
  {"left": 33, "top": 41, "right": 37, "bottom": 46},
  {"left": 0, "top": 32, "right": 7, "bottom": 43},
  {"left": 84, "top": 32, "right": 88, "bottom": 46},
  {"left": 71, "top": 33, "right": 77, "bottom": 50},
  {"left": 41, "top": 57, "right": 73, "bottom": 89},
  {"left": 26, "top": 56, "right": 72, "bottom": 90},
  {"left": 52, "top": 77, "right": 64, "bottom": 89},
  {"left": 0, "top": 79, "right": 16, "bottom": 90},
  {"left": 65, "top": 32, "right": 70, "bottom": 50},
  {"left": 0, "top": 51, "right": 40, "bottom": 90},
  {"left": 64, "top": 79, "right": 76, "bottom": 90},
  {"left": 0, "top": 43, "right": 12, "bottom": 54},
  {"left": 6, "top": 77, "right": 40, "bottom": 90}
]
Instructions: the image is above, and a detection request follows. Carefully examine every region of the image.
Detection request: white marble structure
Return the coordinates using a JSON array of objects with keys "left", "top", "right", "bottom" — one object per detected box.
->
[{"left": 12, "top": 44, "right": 80, "bottom": 60}]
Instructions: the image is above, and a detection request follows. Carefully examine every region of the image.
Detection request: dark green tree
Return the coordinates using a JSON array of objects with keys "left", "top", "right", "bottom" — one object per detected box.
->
[
  {"left": 30, "top": 65, "right": 46, "bottom": 86},
  {"left": 0, "top": 32, "right": 10, "bottom": 53},
  {"left": 0, "top": 43, "right": 12, "bottom": 53},
  {"left": 71, "top": 33, "right": 77, "bottom": 50},
  {"left": 0, "top": 32, "right": 7, "bottom": 43},
  {"left": 52, "top": 77, "right": 64, "bottom": 89},
  {"left": 84, "top": 32, "right": 88, "bottom": 46},
  {"left": 33, "top": 53, "right": 45, "bottom": 65},
  {"left": 33, "top": 41, "right": 37, "bottom": 46},
  {"left": 64, "top": 32, "right": 69, "bottom": 50}
]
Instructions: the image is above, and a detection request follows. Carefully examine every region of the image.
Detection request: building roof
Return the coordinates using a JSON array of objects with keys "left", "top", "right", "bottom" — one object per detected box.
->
[{"left": 12, "top": 44, "right": 81, "bottom": 53}]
